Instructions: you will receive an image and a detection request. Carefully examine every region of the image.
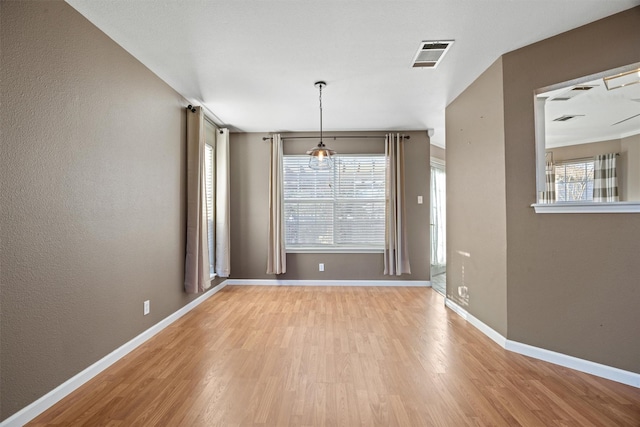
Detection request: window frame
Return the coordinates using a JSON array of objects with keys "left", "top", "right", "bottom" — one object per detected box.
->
[
  {"left": 554, "top": 159, "right": 595, "bottom": 203},
  {"left": 531, "top": 62, "right": 640, "bottom": 214},
  {"left": 283, "top": 154, "right": 386, "bottom": 253}
]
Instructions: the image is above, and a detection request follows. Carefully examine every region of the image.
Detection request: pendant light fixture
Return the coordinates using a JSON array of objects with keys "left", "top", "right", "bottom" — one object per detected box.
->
[{"left": 307, "top": 81, "right": 336, "bottom": 170}]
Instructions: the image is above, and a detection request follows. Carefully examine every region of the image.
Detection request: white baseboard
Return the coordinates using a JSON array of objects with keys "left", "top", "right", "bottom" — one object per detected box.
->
[
  {"left": 444, "top": 298, "right": 468, "bottom": 319},
  {"left": 444, "top": 297, "right": 640, "bottom": 389},
  {"left": 1, "top": 281, "right": 227, "bottom": 427},
  {"left": 444, "top": 298, "right": 506, "bottom": 347},
  {"left": 505, "top": 340, "right": 640, "bottom": 388},
  {"left": 223, "top": 279, "right": 431, "bottom": 287}
]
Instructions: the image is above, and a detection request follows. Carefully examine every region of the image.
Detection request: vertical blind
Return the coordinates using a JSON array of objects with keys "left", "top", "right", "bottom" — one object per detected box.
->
[
  {"left": 283, "top": 155, "right": 385, "bottom": 250},
  {"left": 204, "top": 141, "right": 215, "bottom": 277}
]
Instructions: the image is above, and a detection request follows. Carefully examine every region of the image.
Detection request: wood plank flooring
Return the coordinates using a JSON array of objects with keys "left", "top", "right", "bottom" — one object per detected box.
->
[{"left": 28, "top": 286, "right": 640, "bottom": 426}]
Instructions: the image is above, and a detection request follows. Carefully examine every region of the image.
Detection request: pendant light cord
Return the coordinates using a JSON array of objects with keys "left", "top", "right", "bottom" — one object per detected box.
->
[{"left": 319, "top": 83, "right": 323, "bottom": 147}]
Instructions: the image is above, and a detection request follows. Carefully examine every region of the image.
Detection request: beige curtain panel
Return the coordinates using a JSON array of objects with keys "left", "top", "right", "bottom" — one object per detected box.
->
[
  {"left": 384, "top": 133, "right": 411, "bottom": 275},
  {"left": 184, "top": 107, "right": 212, "bottom": 293},
  {"left": 215, "top": 128, "right": 231, "bottom": 277},
  {"left": 266, "top": 134, "right": 286, "bottom": 275}
]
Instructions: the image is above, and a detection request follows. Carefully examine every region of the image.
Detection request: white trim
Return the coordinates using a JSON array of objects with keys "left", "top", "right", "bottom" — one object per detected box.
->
[
  {"left": 0, "top": 282, "right": 228, "bottom": 427},
  {"left": 505, "top": 341, "right": 640, "bottom": 388},
  {"left": 430, "top": 157, "right": 446, "bottom": 168},
  {"left": 444, "top": 297, "right": 640, "bottom": 389},
  {"left": 444, "top": 297, "right": 468, "bottom": 319},
  {"left": 532, "top": 201, "right": 640, "bottom": 213},
  {"left": 444, "top": 298, "right": 506, "bottom": 347},
  {"left": 223, "top": 279, "right": 430, "bottom": 287}
]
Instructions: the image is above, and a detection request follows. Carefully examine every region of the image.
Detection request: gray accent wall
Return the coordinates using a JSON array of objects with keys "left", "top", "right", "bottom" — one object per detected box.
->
[
  {"left": 230, "top": 132, "right": 431, "bottom": 281},
  {"left": 0, "top": 1, "right": 222, "bottom": 420},
  {"left": 446, "top": 7, "right": 640, "bottom": 373}
]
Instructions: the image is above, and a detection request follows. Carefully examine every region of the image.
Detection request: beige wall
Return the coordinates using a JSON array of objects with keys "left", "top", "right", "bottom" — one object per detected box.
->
[
  {"left": 549, "top": 139, "right": 621, "bottom": 162},
  {"left": 430, "top": 144, "right": 446, "bottom": 162},
  {"left": 502, "top": 7, "right": 640, "bottom": 372},
  {"left": 230, "top": 131, "right": 431, "bottom": 281},
  {"left": 621, "top": 134, "right": 640, "bottom": 201},
  {"left": 445, "top": 58, "right": 508, "bottom": 336},
  {"left": 0, "top": 1, "right": 222, "bottom": 420}
]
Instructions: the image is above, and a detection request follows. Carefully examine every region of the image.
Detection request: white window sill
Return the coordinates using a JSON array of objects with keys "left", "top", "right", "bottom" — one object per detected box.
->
[
  {"left": 286, "top": 248, "right": 384, "bottom": 254},
  {"left": 532, "top": 201, "right": 640, "bottom": 214}
]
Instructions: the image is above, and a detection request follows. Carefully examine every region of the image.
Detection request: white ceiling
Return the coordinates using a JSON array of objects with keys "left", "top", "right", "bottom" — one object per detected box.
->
[
  {"left": 541, "top": 69, "right": 640, "bottom": 148},
  {"left": 66, "top": 0, "right": 639, "bottom": 147}
]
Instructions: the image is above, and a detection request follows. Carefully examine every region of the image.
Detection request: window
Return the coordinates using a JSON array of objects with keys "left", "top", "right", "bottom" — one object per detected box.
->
[
  {"left": 555, "top": 160, "right": 594, "bottom": 202},
  {"left": 283, "top": 154, "right": 385, "bottom": 251},
  {"left": 204, "top": 119, "right": 216, "bottom": 277}
]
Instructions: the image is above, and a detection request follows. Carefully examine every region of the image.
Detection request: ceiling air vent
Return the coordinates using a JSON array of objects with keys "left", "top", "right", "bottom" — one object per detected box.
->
[
  {"left": 550, "top": 85, "right": 596, "bottom": 101},
  {"left": 412, "top": 40, "right": 454, "bottom": 68},
  {"left": 553, "top": 114, "right": 584, "bottom": 122}
]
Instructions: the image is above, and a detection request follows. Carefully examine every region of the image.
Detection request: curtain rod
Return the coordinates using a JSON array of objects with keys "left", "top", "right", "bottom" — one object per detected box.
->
[
  {"left": 186, "top": 105, "right": 225, "bottom": 134},
  {"left": 262, "top": 135, "right": 410, "bottom": 141},
  {"left": 552, "top": 153, "right": 620, "bottom": 165}
]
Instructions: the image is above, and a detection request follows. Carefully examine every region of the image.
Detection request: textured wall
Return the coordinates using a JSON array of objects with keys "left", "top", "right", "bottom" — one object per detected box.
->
[
  {"left": 230, "top": 131, "right": 431, "bottom": 281},
  {"left": 445, "top": 58, "right": 508, "bottom": 336},
  {"left": 0, "top": 1, "right": 220, "bottom": 420},
  {"left": 502, "top": 7, "right": 640, "bottom": 372}
]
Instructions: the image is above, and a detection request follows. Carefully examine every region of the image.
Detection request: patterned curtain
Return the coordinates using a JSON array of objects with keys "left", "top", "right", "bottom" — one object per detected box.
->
[
  {"left": 539, "top": 160, "right": 556, "bottom": 203},
  {"left": 593, "top": 153, "right": 619, "bottom": 202}
]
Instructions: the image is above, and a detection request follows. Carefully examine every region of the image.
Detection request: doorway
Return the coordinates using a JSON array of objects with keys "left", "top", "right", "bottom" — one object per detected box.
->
[{"left": 430, "top": 159, "right": 446, "bottom": 295}]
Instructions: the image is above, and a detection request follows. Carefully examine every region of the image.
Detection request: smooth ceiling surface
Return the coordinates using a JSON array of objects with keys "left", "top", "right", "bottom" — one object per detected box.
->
[
  {"left": 542, "top": 72, "right": 640, "bottom": 148},
  {"left": 65, "top": 0, "right": 639, "bottom": 147}
]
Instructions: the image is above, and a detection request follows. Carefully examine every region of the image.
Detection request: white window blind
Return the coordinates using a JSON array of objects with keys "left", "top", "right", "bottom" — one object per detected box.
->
[
  {"left": 204, "top": 120, "right": 216, "bottom": 277},
  {"left": 555, "top": 160, "right": 594, "bottom": 202},
  {"left": 283, "top": 155, "right": 385, "bottom": 251}
]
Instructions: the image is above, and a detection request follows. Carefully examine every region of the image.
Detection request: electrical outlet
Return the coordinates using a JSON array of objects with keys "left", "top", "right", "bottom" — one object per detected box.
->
[
  {"left": 143, "top": 300, "right": 150, "bottom": 315},
  {"left": 319, "top": 263, "right": 324, "bottom": 272}
]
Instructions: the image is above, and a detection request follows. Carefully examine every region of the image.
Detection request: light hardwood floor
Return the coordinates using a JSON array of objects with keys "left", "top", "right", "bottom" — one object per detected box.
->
[{"left": 28, "top": 286, "right": 640, "bottom": 426}]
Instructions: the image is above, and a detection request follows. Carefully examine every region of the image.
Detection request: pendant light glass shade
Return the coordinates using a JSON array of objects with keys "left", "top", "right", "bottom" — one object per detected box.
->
[
  {"left": 306, "top": 142, "right": 336, "bottom": 170},
  {"left": 308, "top": 81, "right": 335, "bottom": 170}
]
